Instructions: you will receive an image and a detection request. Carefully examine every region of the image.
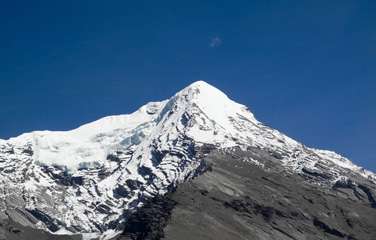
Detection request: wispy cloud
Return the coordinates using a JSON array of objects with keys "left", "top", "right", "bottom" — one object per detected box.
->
[{"left": 209, "top": 37, "right": 222, "bottom": 48}]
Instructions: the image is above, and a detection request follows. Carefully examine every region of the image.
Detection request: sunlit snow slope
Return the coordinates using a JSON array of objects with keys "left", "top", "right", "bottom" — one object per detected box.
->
[{"left": 0, "top": 81, "right": 374, "bottom": 239}]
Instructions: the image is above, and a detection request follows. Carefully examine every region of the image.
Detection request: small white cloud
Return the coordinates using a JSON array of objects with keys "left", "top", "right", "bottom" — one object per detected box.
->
[{"left": 209, "top": 37, "right": 222, "bottom": 48}]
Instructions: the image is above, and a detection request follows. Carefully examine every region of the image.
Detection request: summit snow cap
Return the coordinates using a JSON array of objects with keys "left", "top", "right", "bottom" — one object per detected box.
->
[{"left": 175, "top": 80, "right": 257, "bottom": 130}]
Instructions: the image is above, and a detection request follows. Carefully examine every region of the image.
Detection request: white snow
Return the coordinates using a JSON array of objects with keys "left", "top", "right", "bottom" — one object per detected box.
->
[
  {"left": 100, "top": 229, "right": 122, "bottom": 240},
  {"left": 7, "top": 101, "right": 166, "bottom": 171},
  {"left": 53, "top": 228, "right": 74, "bottom": 235},
  {"left": 3, "top": 80, "right": 374, "bottom": 178},
  {"left": 0, "top": 80, "right": 375, "bottom": 239},
  {"left": 185, "top": 80, "right": 256, "bottom": 131},
  {"left": 4, "top": 81, "right": 263, "bottom": 172}
]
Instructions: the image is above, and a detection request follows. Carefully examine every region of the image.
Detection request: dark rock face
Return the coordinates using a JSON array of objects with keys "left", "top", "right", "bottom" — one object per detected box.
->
[
  {"left": 357, "top": 185, "right": 376, "bottom": 208},
  {"left": 118, "top": 148, "right": 376, "bottom": 240},
  {"left": 107, "top": 154, "right": 122, "bottom": 163},
  {"left": 0, "top": 210, "right": 81, "bottom": 240},
  {"left": 2, "top": 146, "right": 376, "bottom": 240},
  {"left": 312, "top": 218, "right": 347, "bottom": 238},
  {"left": 21, "top": 148, "right": 33, "bottom": 156},
  {"left": 302, "top": 166, "right": 331, "bottom": 179},
  {"left": 41, "top": 166, "right": 84, "bottom": 186},
  {"left": 26, "top": 209, "right": 61, "bottom": 232},
  {"left": 126, "top": 179, "right": 143, "bottom": 191},
  {"left": 113, "top": 185, "right": 130, "bottom": 199},
  {"left": 118, "top": 195, "right": 177, "bottom": 240}
]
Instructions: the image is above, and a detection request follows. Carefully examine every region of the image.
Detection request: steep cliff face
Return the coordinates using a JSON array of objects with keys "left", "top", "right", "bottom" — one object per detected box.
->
[{"left": 0, "top": 81, "right": 375, "bottom": 240}]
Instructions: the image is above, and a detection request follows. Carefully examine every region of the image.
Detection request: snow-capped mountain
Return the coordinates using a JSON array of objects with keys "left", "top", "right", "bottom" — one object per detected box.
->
[{"left": 0, "top": 81, "right": 375, "bottom": 239}]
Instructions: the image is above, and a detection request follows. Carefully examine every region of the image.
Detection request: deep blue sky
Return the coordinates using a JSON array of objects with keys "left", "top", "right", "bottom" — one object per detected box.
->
[{"left": 0, "top": 1, "right": 375, "bottom": 171}]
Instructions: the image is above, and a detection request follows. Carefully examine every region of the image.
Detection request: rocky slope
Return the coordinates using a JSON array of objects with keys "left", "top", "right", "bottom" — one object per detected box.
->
[
  {"left": 0, "top": 81, "right": 375, "bottom": 240},
  {"left": 117, "top": 148, "right": 376, "bottom": 240}
]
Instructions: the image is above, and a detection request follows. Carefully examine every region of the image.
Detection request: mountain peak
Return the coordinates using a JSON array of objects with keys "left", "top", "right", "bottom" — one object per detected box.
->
[
  {"left": 173, "top": 80, "right": 251, "bottom": 125},
  {"left": 179, "top": 80, "right": 229, "bottom": 100},
  {"left": 185, "top": 80, "right": 212, "bottom": 89},
  {"left": 1, "top": 80, "right": 375, "bottom": 239}
]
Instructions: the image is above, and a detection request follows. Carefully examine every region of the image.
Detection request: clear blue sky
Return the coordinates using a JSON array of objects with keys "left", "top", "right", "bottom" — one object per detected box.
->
[{"left": 0, "top": 1, "right": 375, "bottom": 171}]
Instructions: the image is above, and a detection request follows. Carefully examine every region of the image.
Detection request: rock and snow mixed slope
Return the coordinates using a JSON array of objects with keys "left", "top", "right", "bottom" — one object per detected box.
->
[{"left": 0, "top": 81, "right": 375, "bottom": 239}]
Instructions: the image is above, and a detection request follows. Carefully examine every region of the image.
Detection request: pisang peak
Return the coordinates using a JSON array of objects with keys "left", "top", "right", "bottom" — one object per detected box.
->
[{"left": 0, "top": 80, "right": 375, "bottom": 240}]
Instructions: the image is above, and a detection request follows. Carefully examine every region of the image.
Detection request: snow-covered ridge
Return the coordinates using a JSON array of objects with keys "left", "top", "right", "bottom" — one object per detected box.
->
[
  {"left": 6, "top": 100, "right": 167, "bottom": 171},
  {"left": 0, "top": 80, "right": 375, "bottom": 239},
  {"left": 4, "top": 80, "right": 288, "bottom": 172}
]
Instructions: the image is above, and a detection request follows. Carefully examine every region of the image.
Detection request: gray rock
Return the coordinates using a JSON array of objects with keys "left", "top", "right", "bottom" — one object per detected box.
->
[{"left": 118, "top": 148, "right": 376, "bottom": 240}]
